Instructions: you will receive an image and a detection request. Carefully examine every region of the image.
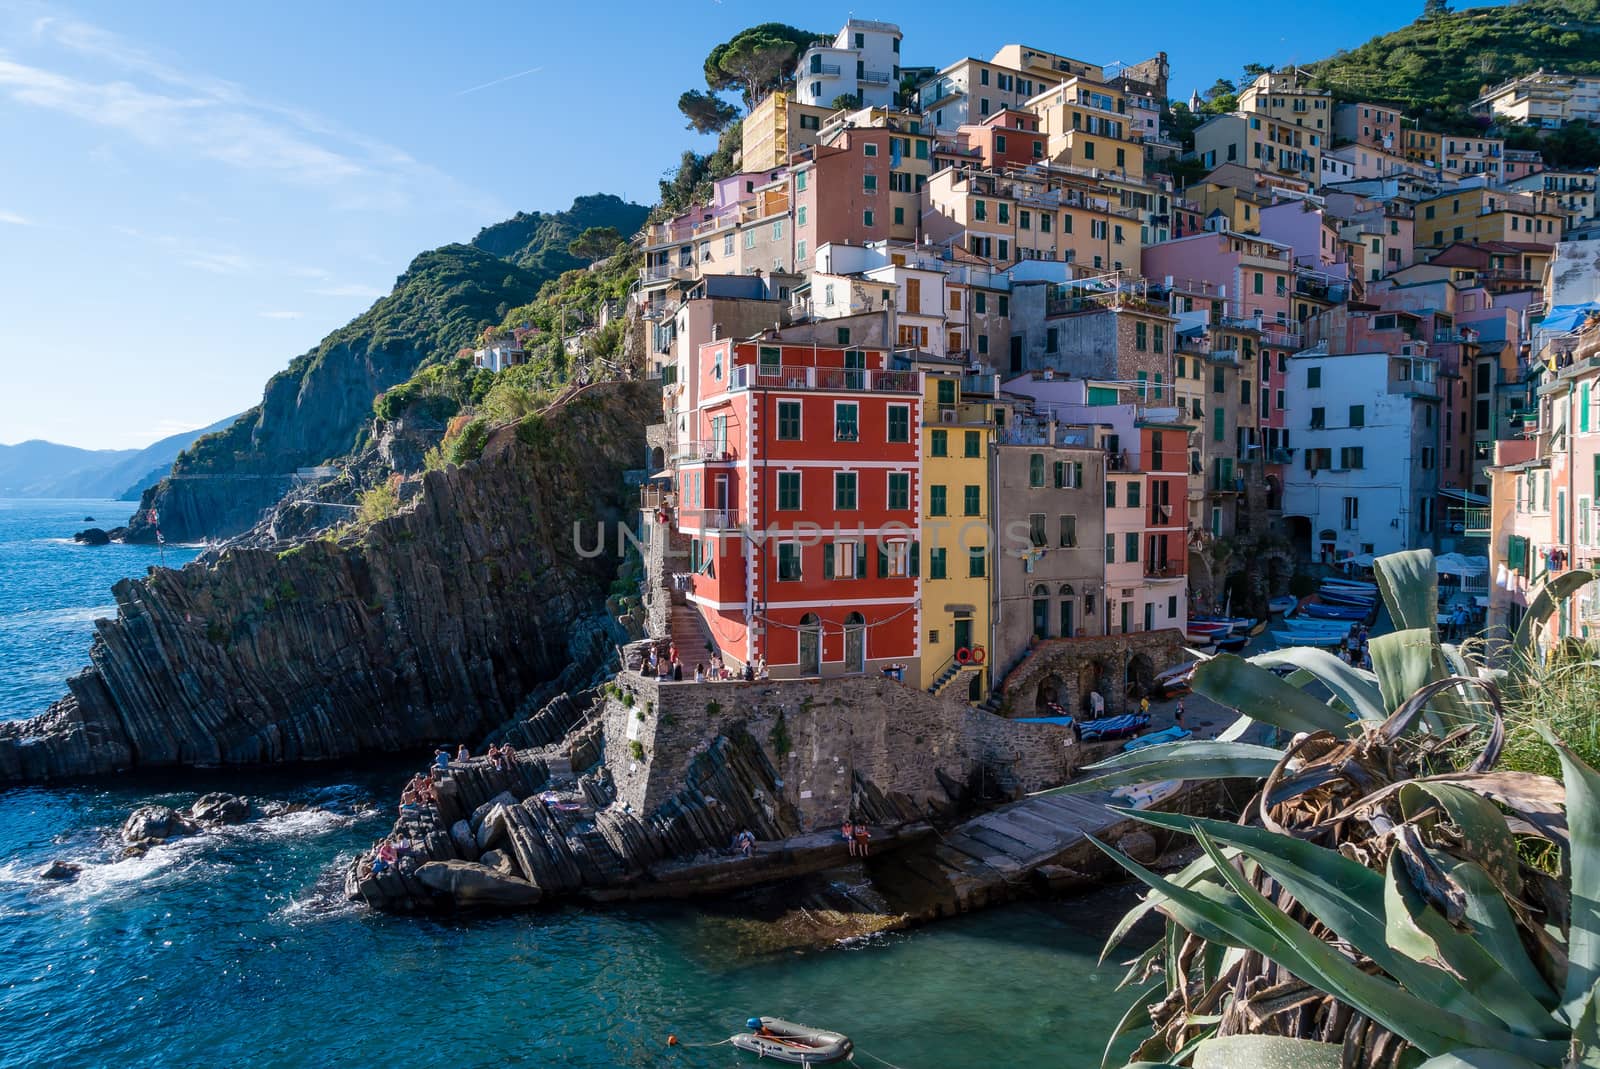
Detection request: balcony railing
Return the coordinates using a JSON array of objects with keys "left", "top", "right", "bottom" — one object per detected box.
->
[
  {"left": 809, "top": 62, "right": 842, "bottom": 76},
  {"left": 727, "top": 364, "right": 919, "bottom": 394},
  {"left": 640, "top": 486, "right": 674, "bottom": 510},
  {"left": 1451, "top": 506, "right": 1491, "bottom": 536},
  {"left": 684, "top": 508, "right": 738, "bottom": 530},
  {"left": 1144, "top": 560, "right": 1181, "bottom": 578},
  {"left": 859, "top": 69, "right": 892, "bottom": 84},
  {"left": 677, "top": 440, "right": 736, "bottom": 462}
]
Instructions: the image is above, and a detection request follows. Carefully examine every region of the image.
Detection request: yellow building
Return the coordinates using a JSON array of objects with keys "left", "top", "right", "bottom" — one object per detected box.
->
[
  {"left": 1402, "top": 129, "right": 1443, "bottom": 168},
  {"left": 1028, "top": 77, "right": 1146, "bottom": 179},
  {"left": 741, "top": 91, "right": 835, "bottom": 171},
  {"left": 918, "top": 360, "right": 997, "bottom": 701},
  {"left": 1193, "top": 113, "right": 1322, "bottom": 182},
  {"left": 1415, "top": 186, "right": 1565, "bottom": 251},
  {"left": 1236, "top": 68, "right": 1334, "bottom": 140}
]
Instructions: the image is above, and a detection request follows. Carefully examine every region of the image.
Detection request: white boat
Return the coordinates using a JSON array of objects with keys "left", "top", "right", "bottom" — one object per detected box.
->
[
  {"left": 1110, "top": 779, "right": 1186, "bottom": 809},
  {"left": 730, "top": 1019, "right": 853, "bottom": 1064},
  {"left": 1271, "top": 630, "right": 1346, "bottom": 647},
  {"left": 1268, "top": 595, "right": 1298, "bottom": 615}
]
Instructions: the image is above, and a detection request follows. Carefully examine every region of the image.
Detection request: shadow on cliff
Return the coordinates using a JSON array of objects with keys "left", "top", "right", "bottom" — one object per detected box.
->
[{"left": 0, "top": 381, "right": 658, "bottom": 785}]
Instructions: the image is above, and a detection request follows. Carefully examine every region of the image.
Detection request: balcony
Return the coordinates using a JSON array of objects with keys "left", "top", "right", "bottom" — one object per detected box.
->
[
  {"left": 809, "top": 62, "right": 842, "bottom": 76},
  {"left": 677, "top": 440, "right": 736, "bottom": 463},
  {"left": 1147, "top": 503, "right": 1177, "bottom": 528},
  {"left": 859, "top": 69, "right": 892, "bottom": 85},
  {"left": 924, "top": 401, "right": 994, "bottom": 426},
  {"left": 640, "top": 485, "right": 674, "bottom": 511},
  {"left": 640, "top": 264, "right": 693, "bottom": 284},
  {"left": 1261, "top": 327, "right": 1302, "bottom": 349},
  {"left": 728, "top": 364, "right": 919, "bottom": 394},
  {"left": 1451, "top": 506, "right": 1491, "bottom": 536},
  {"left": 1144, "top": 560, "right": 1182, "bottom": 579},
  {"left": 684, "top": 508, "right": 739, "bottom": 531}
]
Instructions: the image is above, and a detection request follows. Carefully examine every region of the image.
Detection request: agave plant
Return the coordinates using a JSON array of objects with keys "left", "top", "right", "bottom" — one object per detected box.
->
[{"left": 1054, "top": 549, "right": 1600, "bottom": 1068}]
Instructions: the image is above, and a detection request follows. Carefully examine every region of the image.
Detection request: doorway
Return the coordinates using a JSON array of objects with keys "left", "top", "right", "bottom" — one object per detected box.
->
[
  {"left": 953, "top": 616, "right": 973, "bottom": 655},
  {"left": 799, "top": 612, "right": 822, "bottom": 674},
  {"left": 844, "top": 612, "right": 866, "bottom": 673}
]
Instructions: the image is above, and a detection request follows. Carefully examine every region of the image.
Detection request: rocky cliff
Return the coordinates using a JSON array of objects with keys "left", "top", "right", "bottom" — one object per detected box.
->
[{"left": 0, "top": 381, "right": 656, "bottom": 783}]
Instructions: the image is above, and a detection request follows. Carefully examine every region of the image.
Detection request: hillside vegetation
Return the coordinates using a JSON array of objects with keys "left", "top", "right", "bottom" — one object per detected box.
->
[{"left": 1310, "top": 0, "right": 1600, "bottom": 128}]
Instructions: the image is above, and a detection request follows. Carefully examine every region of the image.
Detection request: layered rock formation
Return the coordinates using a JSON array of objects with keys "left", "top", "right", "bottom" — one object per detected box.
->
[{"left": 0, "top": 382, "right": 656, "bottom": 783}]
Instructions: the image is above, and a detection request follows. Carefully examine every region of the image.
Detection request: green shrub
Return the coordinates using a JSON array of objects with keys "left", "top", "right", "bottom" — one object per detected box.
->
[
  {"left": 768, "top": 710, "right": 792, "bottom": 758},
  {"left": 628, "top": 740, "right": 645, "bottom": 761},
  {"left": 447, "top": 417, "right": 489, "bottom": 465},
  {"left": 355, "top": 482, "right": 400, "bottom": 526}
]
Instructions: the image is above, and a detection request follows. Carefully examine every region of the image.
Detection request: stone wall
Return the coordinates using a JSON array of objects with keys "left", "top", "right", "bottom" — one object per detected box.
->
[
  {"left": 997, "top": 629, "right": 1186, "bottom": 718},
  {"left": 603, "top": 672, "right": 1077, "bottom": 832}
]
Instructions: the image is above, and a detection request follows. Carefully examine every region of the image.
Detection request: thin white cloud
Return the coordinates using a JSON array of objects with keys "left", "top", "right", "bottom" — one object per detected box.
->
[
  {"left": 0, "top": 210, "right": 30, "bottom": 225},
  {"left": 456, "top": 66, "right": 543, "bottom": 97},
  {"left": 1, "top": 14, "right": 499, "bottom": 216},
  {"left": 313, "top": 283, "right": 388, "bottom": 299},
  {"left": 258, "top": 310, "right": 303, "bottom": 320}
]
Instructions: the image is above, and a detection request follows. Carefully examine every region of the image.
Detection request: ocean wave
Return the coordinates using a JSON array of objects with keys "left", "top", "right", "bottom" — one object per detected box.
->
[{"left": 0, "top": 604, "right": 118, "bottom": 631}]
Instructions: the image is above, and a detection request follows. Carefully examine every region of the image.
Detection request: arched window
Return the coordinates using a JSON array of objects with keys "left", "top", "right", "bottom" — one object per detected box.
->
[{"left": 798, "top": 613, "right": 822, "bottom": 674}]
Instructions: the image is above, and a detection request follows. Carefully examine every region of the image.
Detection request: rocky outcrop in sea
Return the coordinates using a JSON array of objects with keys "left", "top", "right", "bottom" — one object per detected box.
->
[{"left": 0, "top": 382, "right": 656, "bottom": 784}]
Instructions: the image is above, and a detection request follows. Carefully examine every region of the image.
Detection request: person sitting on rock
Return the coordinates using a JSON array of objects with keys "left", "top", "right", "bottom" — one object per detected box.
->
[
  {"left": 433, "top": 748, "right": 451, "bottom": 773},
  {"left": 853, "top": 822, "right": 871, "bottom": 857},
  {"left": 842, "top": 820, "right": 856, "bottom": 857},
  {"left": 737, "top": 829, "right": 755, "bottom": 858},
  {"left": 456, "top": 744, "right": 470, "bottom": 763},
  {"left": 372, "top": 840, "right": 398, "bottom": 875}
]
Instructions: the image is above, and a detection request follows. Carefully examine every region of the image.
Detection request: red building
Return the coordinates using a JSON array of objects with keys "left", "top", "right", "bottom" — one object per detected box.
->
[
  {"left": 678, "top": 339, "right": 923, "bottom": 676},
  {"left": 1140, "top": 420, "right": 1190, "bottom": 585},
  {"left": 957, "top": 108, "right": 1047, "bottom": 169}
]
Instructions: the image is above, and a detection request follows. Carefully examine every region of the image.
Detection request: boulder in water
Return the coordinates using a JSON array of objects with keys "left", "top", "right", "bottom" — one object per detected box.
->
[
  {"left": 188, "top": 793, "right": 251, "bottom": 826},
  {"left": 73, "top": 528, "right": 111, "bottom": 546},
  {"left": 121, "top": 805, "right": 199, "bottom": 845},
  {"left": 477, "top": 849, "right": 517, "bottom": 876},
  {"left": 415, "top": 860, "right": 542, "bottom": 907},
  {"left": 39, "top": 859, "right": 81, "bottom": 881},
  {"left": 469, "top": 791, "right": 519, "bottom": 831}
]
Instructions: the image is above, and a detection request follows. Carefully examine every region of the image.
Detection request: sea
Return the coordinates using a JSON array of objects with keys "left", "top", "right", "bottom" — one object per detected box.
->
[{"left": 0, "top": 499, "right": 1145, "bottom": 1069}]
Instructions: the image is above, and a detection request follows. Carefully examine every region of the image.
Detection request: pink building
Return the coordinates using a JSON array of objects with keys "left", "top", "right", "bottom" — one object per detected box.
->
[
  {"left": 791, "top": 128, "right": 895, "bottom": 271},
  {"left": 1141, "top": 230, "right": 1294, "bottom": 326}
]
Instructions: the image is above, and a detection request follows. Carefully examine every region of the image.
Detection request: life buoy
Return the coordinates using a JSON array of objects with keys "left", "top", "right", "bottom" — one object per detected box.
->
[
  {"left": 956, "top": 647, "right": 972, "bottom": 665},
  {"left": 971, "top": 646, "right": 986, "bottom": 665}
]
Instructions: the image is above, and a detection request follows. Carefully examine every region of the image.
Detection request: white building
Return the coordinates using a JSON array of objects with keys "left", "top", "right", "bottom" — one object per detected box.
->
[
  {"left": 1474, "top": 71, "right": 1600, "bottom": 129},
  {"left": 795, "top": 20, "right": 903, "bottom": 110},
  {"left": 473, "top": 342, "right": 523, "bottom": 372},
  {"left": 1282, "top": 348, "right": 1443, "bottom": 561}
]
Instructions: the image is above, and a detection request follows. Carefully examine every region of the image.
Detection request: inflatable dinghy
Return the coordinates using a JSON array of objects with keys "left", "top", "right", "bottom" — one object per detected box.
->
[{"left": 730, "top": 1018, "right": 853, "bottom": 1064}]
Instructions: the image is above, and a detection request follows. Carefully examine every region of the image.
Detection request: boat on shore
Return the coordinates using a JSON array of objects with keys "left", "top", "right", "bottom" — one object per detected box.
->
[
  {"left": 1268, "top": 595, "right": 1298, "bottom": 615},
  {"left": 730, "top": 1018, "right": 853, "bottom": 1064}
]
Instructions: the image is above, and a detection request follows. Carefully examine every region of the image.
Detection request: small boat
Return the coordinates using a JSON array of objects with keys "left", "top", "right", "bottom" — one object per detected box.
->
[
  {"left": 1110, "top": 779, "right": 1186, "bottom": 809},
  {"left": 1189, "top": 614, "right": 1252, "bottom": 634},
  {"left": 1123, "top": 725, "right": 1192, "bottom": 752},
  {"left": 1080, "top": 713, "right": 1152, "bottom": 742},
  {"left": 1214, "top": 633, "right": 1250, "bottom": 652},
  {"left": 1268, "top": 595, "right": 1299, "bottom": 615},
  {"left": 1317, "top": 590, "right": 1378, "bottom": 608},
  {"left": 730, "top": 1018, "right": 853, "bottom": 1065},
  {"left": 1299, "top": 603, "right": 1371, "bottom": 621},
  {"left": 1270, "top": 631, "right": 1345, "bottom": 648},
  {"left": 1322, "top": 578, "right": 1378, "bottom": 591}
]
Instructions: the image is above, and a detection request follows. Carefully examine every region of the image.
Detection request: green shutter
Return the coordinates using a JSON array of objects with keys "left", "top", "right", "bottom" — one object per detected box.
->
[
  {"left": 877, "top": 545, "right": 888, "bottom": 578},
  {"left": 910, "top": 541, "right": 920, "bottom": 577},
  {"left": 1583, "top": 384, "right": 1592, "bottom": 433},
  {"left": 856, "top": 546, "right": 867, "bottom": 579},
  {"left": 823, "top": 546, "right": 835, "bottom": 579}
]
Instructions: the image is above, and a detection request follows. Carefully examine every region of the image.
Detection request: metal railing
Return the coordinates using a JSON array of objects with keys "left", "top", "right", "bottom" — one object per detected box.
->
[
  {"left": 1451, "top": 506, "right": 1491, "bottom": 535},
  {"left": 859, "top": 69, "right": 892, "bottom": 84},
  {"left": 676, "top": 440, "right": 736, "bottom": 462},
  {"left": 1144, "top": 560, "right": 1181, "bottom": 578},
  {"left": 727, "top": 364, "right": 918, "bottom": 394}
]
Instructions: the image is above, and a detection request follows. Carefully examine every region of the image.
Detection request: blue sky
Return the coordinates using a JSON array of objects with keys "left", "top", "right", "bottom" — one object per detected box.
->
[{"left": 0, "top": 0, "right": 1497, "bottom": 449}]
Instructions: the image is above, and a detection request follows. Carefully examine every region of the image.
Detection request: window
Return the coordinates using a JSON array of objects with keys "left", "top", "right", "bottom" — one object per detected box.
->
[
  {"left": 968, "top": 547, "right": 986, "bottom": 577},
  {"left": 1136, "top": 322, "right": 1148, "bottom": 350},
  {"left": 1127, "top": 481, "right": 1142, "bottom": 509},
  {"left": 777, "top": 471, "right": 801, "bottom": 510},
  {"left": 864, "top": 173, "right": 878, "bottom": 193},
  {"left": 863, "top": 142, "right": 878, "bottom": 157},
  {"left": 1046, "top": 327, "right": 1059, "bottom": 353},
  {"left": 887, "top": 472, "right": 910, "bottom": 510},
  {"left": 1349, "top": 404, "right": 1364, "bottom": 428},
  {"left": 1083, "top": 140, "right": 1094, "bottom": 160},
  {"left": 929, "top": 547, "right": 947, "bottom": 579},
  {"left": 1029, "top": 453, "right": 1045, "bottom": 487},
  {"left": 963, "top": 484, "right": 981, "bottom": 516},
  {"left": 975, "top": 292, "right": 987, "bottom": 314},
  {"left": 894, "top": 206, "right": 904, "bottom": 226},
  {"left": 1212, "top": 367, "right": 1225, "bottom": 394},
  {"left": 887, "top": 405, "right": 909, "bottom": 442},
  {"left": 882, "top": 540, "right": 912, "bottom": 578},
  {"left": 796, "top": 240, "right": 806, "bottom": 261},
  {"left": 1029, "top": 512, "right": 1047, "bottom": 547},
  {"left": 835, "top": 402, "right": 859, "bottom": 441},
  {"left": 835, "top": 471, "right": 859, "bottom": 511},
  {"left": 1106, "top": 481, "right": 1117, "bottom": 508},
  {"left": 796, "top": 171, "right": 808, "bottom": 191},
  {"left": 999, "top": 295, "right": 1009, "bottom": 317},
  {"left": 998, "top": 204, "right": 1010, "bottom": 225},
  {"left": 1125, "top": 533, "right": 1140, "bottom": 562},
  {"left": 929, "top": 484, "right": 947, "bottom": 516},
  {"left": 1307, "top": 365, "right": 1321, "bottom": 388},
  {"left": 1054, "top": 460, "right": 1082, "bottom": 489},
  {"left": 1154, "top": 325, "right": 1165, "bottom": 354},
  {"left": 863, "top": 210, "right": 875, "bottom": 227},
  {"left": 1340, "top": 446, "right": 1365, "bottom": 469},
  {"left": 1342, "top": 496, "right": 1359, "bottom": 530},
  {"left": 964, "top": 431, "right": 981, "bottom": 457},
  {"left": 1105, "top": 533, "right": 1115, "bottom": 563},
  {"left": 1253, "top": 272, "right": 1264, "bottom": 295},
  {"left": 777, "top": 542, "right": 802, "bottom": 581},
  {"left": 931, "top": 429, "right": 948, "bottom": 457},
  {"left": 824, "top": 541, "right": 864, "bottom": 580},
  {"left": 777, "top": 400, "right": 801, "bottom": 440},
  {"left": 974, "top": 200, "right": 987, "bottom": 221},
  {"left": 1310, "top": 406, "right": 1326, "bottom": 429}
]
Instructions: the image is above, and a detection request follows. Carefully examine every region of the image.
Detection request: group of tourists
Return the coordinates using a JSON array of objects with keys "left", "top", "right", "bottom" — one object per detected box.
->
[
  {"left": 639, "top": 646, "right": 683, "bottom": 680},
  {"left": 639, "top": 641, "right": 769, "bottom": 683},
  {"left": 1338, "top": 626, "right": 1372, "bottom": 669},
  {"left": 400, "top": 770, "right": 439, "bottom": 810},
  {"left": 840, "top": 819, "right": 872, "bottom": 857}
]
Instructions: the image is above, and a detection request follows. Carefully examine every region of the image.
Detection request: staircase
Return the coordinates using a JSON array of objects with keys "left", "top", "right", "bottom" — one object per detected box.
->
[
  {"left": 927, "top": 663, "right": 981, "bottom": 698},
  {"left": 667, "top": 604, "right": 716, "bottom": 665}
]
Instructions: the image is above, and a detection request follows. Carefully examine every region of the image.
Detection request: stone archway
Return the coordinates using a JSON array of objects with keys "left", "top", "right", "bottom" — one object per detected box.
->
[
  {"left": 1035, "top": 673, "right": 1067, "bottom": 714},
  {"left": 650, "top": 446, "right": 665, "bottom": 472},
  {"left": 1077, "top": 659, "right": 1102, "bottom": 716},
  {"left": 1127, "top": 652, "right": 1156, "bottom": 698}
]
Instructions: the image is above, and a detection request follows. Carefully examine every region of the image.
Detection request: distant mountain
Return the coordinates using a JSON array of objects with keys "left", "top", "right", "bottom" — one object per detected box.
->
[
  {"left": 0, "top": 416, "right": 240, "bottom": 500},
  {"left": 128, "top": 192, "right": 650, "bottom": 543}
]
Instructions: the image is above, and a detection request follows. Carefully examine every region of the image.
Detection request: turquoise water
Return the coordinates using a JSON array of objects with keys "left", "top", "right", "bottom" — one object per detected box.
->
[{"left": 0, "top": 499, "right": 1142, "bottom": 1068}]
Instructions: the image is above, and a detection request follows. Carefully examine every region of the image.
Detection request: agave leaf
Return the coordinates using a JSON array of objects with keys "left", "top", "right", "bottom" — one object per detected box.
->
[
  {"left": 1088, "top": 837, "right": 1279, "bottom": 951},
  {"left": 1122, "top": 1063, "right": 1186, "bottom": 1068},
  {"left": 1120, "top": 809, "right": 1562, "bottom": 1038},
  {"left": 1512, "top": 569, "right": 1598, "bottom": 672},
  {"left": 1191, "top": 654, "right": 1356, "bottom": 736},
  {"left": 1038, "top": 753, "right": 1284, "bottom": 796},
  {"left": 1375, "top": 548, "right": 1441, "bottom": 635},
  {"left": 1116, "top": 940, "right": 1163, "bottom": 991},
  {"left": 1102, "top": 975, "right": 1164, "bottom": 1069},
  {"left": 1248, "top": 647, "right": 1386, "bottom": 721},
  {"left": 1190, "top": 1035, "right": 1342, "bottom": 1069},
  {"left": 1370, "top": 627, "right": 1447, "bottom": 734},
  {"left": 1334, "top": 771, "right": 1569, "bottom": 848},
  {"left": 1082, "top": 741, "right": 1290, "bottom": 775},
  {"left": 1100, "top": 844, "right": 1235, "bottom": 966},
  {"left": 1535, "top": 723, "right": 1600, "bottom": 1023},
  {"left": 1195, "top": 830, "right": 1563, "bottom": 1062},
  {"left": 1432, "top": 853, "right": 1559, "bottom": 1008},
  {"left": 1574, "top": 978, "right": 1600, "bottom": 1069},
  {"left": 1400, "top": 782, "right": 1524, "bottom": 896},
  {"left": 1413, "top": 1053, "right": 1546, "bottom": 1068}
]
